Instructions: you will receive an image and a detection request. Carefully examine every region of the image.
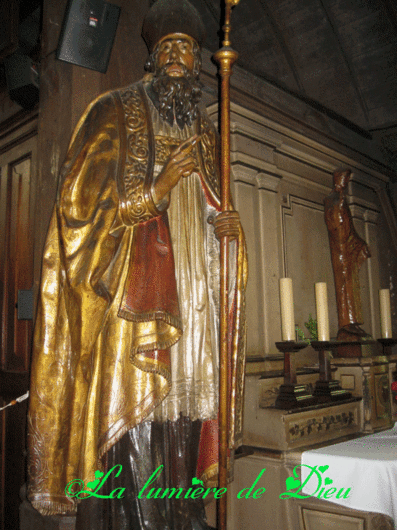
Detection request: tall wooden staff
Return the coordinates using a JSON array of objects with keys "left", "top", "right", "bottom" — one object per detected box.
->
[{"left": 213, "top": 1, "right": 240, "bottom": 529}]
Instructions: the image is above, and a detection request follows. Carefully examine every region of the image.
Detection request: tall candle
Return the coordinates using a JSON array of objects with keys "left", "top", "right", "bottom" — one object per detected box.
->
[
  {"left": 315, "top": 282, "right": 330, "bottom": 341},
  {"left": 379, "top": 289, "right": 392, "bottom": 338},
  {"left": 280, "top": 278, "right": 295, "bottom": 341}
]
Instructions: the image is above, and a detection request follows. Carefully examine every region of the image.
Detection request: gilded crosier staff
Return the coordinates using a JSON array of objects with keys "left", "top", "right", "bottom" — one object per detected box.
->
[{"left": 213, "top": 0, "right": 242, "bottom": 527}]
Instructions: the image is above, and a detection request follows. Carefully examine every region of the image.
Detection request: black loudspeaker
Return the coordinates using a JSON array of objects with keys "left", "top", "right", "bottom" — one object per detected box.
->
[
  {"left": 4, "top": 53, "right": 39, "bottom": 109},
  {"left": 56, "top": 0, "right": 120, "bottom": 73}
]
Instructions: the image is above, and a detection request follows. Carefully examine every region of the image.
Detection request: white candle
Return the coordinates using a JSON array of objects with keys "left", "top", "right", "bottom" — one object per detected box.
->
[
  {"left": 379, "top": 289, "right": 392, "bottom": 338},
  {"left": 315, "top": 282, "right": 330, "bottom": 341},
  {"left": 280, "top": 278, "right": 295, "bottom": 341}
]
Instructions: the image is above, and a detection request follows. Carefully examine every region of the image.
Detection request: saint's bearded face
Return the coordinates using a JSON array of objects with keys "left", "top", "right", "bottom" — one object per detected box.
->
[{"left": 145, "top": 33, "right": 202, "bottom": 129}]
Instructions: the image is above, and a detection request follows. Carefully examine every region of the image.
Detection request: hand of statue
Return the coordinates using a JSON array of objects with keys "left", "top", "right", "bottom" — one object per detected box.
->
[
  {"left": 151, "top": 135, "right": 199, "bottom": 206},
  {"left": 213, "top": 210, "right": 241, "bottom": 241}
]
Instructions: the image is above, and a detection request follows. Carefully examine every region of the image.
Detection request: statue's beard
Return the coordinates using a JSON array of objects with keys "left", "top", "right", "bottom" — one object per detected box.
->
[{"left": 150, "top": 66, "right": 202, "bottom": 128}]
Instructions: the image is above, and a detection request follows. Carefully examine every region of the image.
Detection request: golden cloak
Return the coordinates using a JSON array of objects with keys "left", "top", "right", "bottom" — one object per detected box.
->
[{"left": 27, "top": 82, "right": 247, "bottom": 515}]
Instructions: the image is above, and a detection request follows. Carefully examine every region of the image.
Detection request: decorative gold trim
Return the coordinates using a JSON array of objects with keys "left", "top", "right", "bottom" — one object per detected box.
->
[
  {"left": 154, "top": 136, "right": 182, "bottom": 164},
  {"left": 199, "top": 462, "right": 218, "bottom": 486},
  {"left": 197, "top": 113, "right": 221, "bottom": 201},
  {"left": 117, "top": 308, "right": 182, "bottom": 328},
  {"left": 30, "top": 499, "right": 77, "bottom": 516},
  {"left": 130, "top": 354, "right": 171, "bottom": 379},
  {"left": 131, "top": 334, "right": 181, "bottom": 356},
  {"left": 98, "top": 384, "right": 171, "bottom": 461},
  {"left": 117, "top": 83, "right": 161, "bottom": 225}
]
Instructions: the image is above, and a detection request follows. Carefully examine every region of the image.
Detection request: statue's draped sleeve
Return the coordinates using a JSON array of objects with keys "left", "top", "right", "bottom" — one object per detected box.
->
[{"left": 27, "top": 90, "right": 174, "bottom": 515}]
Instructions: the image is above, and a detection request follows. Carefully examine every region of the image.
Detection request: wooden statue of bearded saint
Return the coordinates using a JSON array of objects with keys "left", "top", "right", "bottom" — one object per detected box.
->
[{"left": 27, "top": 0, "right": 247, "bottom": 528}]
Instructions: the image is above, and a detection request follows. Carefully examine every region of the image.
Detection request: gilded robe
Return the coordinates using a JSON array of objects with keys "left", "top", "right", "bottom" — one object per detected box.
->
[{"left": 27, "top": 82, "right": 247, "bottom": 515}]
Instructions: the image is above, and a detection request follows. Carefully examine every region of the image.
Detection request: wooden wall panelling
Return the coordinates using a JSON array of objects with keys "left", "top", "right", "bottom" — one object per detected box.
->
[
  {"left": 227, "top": 104, "right": 287, "bottom": 356},
  {"left": 0, "top": 129, "right": 37, "bottom": 530},
  {"left": 35, "top": 0, "right": 150, "bottom": 297},
  {"left": 376, "top": 205, "right": 397, "bottom": 336},
  {"left": 0, "top": 135, "right": 37, "bottom": 371}
]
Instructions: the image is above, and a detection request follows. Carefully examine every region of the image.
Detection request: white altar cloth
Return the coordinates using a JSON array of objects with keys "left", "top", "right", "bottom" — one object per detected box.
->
[{"left": 301, "top": 423, "right": 397, "bottom": 526}]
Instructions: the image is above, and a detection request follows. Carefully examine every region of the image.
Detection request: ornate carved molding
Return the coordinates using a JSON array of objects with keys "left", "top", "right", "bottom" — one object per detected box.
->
[
  {"left": 286, "top": 410, "right": 356, "bottom": 443},
  {"left": 363, "top": 209, "right": 380, "bottom": 224},
  {"left": 274, "top": 143, "right": 336, "bottom": 173},
  {"left": 348, "top": 204, "right": 367, "bottom": 221},
  {"left": 256, "top": 173, "right": 281, "bottom": 192},
  {"left": 231, "top": 163, "right": 258, "bottom": 185}
]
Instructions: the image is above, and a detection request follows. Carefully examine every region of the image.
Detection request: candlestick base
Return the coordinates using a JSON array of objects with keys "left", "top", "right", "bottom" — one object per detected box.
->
[
  {"left": 275, "top": 383, "right": 317, "bottom": 410},
  {"left": 313, "top": 380, "right": 352, "bottom": 403},
  {"left": 310, "top": 340, "right": 352, "bottom": 403},
  {"left": 274, "top": 341, "right": 317, "bottom": 409}
]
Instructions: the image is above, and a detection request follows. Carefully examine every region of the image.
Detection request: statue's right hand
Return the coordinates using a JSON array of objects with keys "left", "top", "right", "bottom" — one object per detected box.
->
[{"left": 152, "top": 135, "right": 199, "bottom": 205}]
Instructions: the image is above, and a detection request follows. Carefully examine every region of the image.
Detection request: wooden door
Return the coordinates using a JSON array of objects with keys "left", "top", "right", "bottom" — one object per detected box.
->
[{"left": 0, "top": 128, "right": 37, "bottom": 530}]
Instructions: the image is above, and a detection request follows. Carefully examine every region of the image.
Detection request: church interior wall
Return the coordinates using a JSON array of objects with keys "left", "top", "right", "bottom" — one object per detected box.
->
[
  {"left": 1, "top": 0, "right": 394, "bottom": 350},
  {"left": 1, "top": 0, "right": 394, "bottom": 420},
  {"left": 30, "top": 0, "right": 150, "bottom": 306},
  {"left": 203, "top": 56, "right": 397, "bottom": 370},
  {"left": 0, "top": 3, "right": 396, "bottom": 527},
  {"left": 202, "top": 68, "right": 397, "bottom": 529}
]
